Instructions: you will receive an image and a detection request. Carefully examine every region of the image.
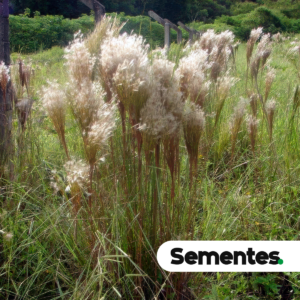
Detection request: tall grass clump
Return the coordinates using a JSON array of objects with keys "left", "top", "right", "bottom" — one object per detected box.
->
[{"left": 3, "top": 19, "right": 300, "bottom": 299}]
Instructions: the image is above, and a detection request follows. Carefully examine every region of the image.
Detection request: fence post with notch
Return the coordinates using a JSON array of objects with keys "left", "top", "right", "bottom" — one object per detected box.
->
[
  {"left": 79, "top": 0, "right": 105, "bottom": 23},
  {"left": 148, "top": 11, "right": 171, "bottom": 49}
]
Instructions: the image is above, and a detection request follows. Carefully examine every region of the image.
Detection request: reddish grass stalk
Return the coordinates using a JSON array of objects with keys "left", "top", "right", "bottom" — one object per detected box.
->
[
  {"left": 60, "top": 134, "right": 70, "bottom": 161},
  {"left": 135, "top": 129, "right": 143, "bottom": 274},
  {"left": 73, "top": 194, "right": 81, "bottom": 242},
  {"left": 118, "top": 102, "right": 127, "bottom": 166},
  {"left": 163, "top": 137, "right": 176, "bottom": 202},
  {"left": 254, "top": 78, "right": 277, "bottom": 155},
  {"left": 163, "top": 137, "right": 179, "bottom": 238},
  {"left": 152, "top": 142, "right": 160, "bottom": 249},
  {"left": 88, "top": 163, "right": 95, "bottom": 210}
]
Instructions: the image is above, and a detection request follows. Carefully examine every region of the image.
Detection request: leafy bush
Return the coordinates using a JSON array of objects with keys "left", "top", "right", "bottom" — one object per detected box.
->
[
  {"left": 234, "top": 7, "right": 285, "bottom": 39},
  {"left": 10, "top": 13, "right": 94, "bottom": 53},
  {"left": 281, "top": 4, "right": 300, "bottom": 19},
  {"left": 189, "top": 20, "right": 235, "bottom": 35},
  {"left": 116, "top": 13, "right": 185, "bottom": 49},
  {"left": 186, "top": 0, "right": 230, "bottom": 23},
  {"left": 230, "top": 2, "right": 259, "bottom": 16},
  {"left": 209, "top": 6, "right": 292, "bottom": 40},
  {"left": 244, "top": 7, "right": 285, "bottom": 31},
  {"left": 9, "top": 4, "right": 300, "bottom": 54},
  {"left": 9, "top": 12, "right": 186, "bottom": 53}
]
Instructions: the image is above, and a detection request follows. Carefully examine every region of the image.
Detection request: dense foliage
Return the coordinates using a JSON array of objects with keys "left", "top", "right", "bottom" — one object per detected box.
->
[
  {"left": 10, "top": 11, "right": 191, "bottom": 53},
  {"left": 10, "top": 0, "right": 300, "bottom": 24},
  {"left": 9, "top": 13, "right": 94, "bottom": 53},
  {"left": 9, "top": 0, "right": 300, "bottom": 54},
  {"left": 198, "top": 5, "right": 300, "bottom": 40},
  {"left": 10, "top": 0, "right": 236, "bottom": 23},
  {"left": 10, "top": 0, "right": 90, "bottom": 18}
]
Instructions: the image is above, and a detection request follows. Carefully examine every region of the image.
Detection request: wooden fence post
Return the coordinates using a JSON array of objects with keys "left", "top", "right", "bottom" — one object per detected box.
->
[
  {"left": 164, "top": 18, "right": 182, "bottom": 44},
  {"left": 193, "top": 30, "right": 202, "bottom": 40},
  {"left": 178, "top": 22, "right": 193, "bottom": 44},
  {"left": 164, "top": 22, "right": 170, "bottom": 49},
  {"left": 79, "top": 0, "right": 105, "bottom": 23},
  {"left": 149, "top": 11, "right": 184, "bottom": 47},
  {"left": 149, "top": 11, "right": 182, "bottom": 50},
  {"left": 178, "top": 29, "right": 182, "bottom": 44},
  {"left": 0, "top": 0, "right": 12, "bottom": 172},
  {"left": 0, "top": 0, "right": 9, "bottom": 65},
  {"left": 178, "top": 22, "right": 201, "bottom": 45}
]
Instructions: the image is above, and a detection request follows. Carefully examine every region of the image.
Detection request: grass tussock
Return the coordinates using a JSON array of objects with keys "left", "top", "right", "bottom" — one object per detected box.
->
[{"left": 2, "top": 16, "right": 300, "bottom": 299}]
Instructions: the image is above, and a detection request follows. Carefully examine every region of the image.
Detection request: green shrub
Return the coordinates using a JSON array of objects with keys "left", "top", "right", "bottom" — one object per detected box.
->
[
  {"left": 281, "top": 4, "right": 300, "bottom": 19},
  {"left": 115, "top": 13, "right": 183, "bottom": 49},
  {"left": 9, "top": 5, "right": 300, "bottom": 54},
  {"left": 230, "top": 2, "right": 259, "bottom": 16},
  {"left": 214, "top": 6, "right": 289, "bottom": 40},
  {"left": 9, "top": 14, "right": 94, "bottom": 53},
  {"left": 189, "top": 21, "right": 235, "bottom": 35},
  {"left": 9, "top": 12, "right": 184, "bottom": 53}
]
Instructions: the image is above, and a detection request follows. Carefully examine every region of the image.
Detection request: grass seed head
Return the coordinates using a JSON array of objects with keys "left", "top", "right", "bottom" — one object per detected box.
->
[
  {"left": 16, "top": 98, "right": 34, "bottom": 132},
  {"left": 249, "top": 93, "right": 258, "bottom": 116},
  {"left": 3, "top": 232, "right": 13, "bottom": 242},
  {"left": 64, "top": 159, "right": 90, "bottom": 196},
  {"left": 210, "top": 31, "right": 235, "bottom": 72},
  {"left": 0, "top": 62, "right": 10, "bottom": 97},
  {"left": 65, "top": 39, "right": 95, "bottom": 86},
  {"left": 140, "top": 88, "right": 182, "bottom": 142},
  {"left": 229, "top": 98, "right": 248, "bottom": 158},
  {"left": 140, "top": 60, "right": 183, "bottom": 146},
  {"left": 247, "top": 27, "right": 263, "bottom": 65},
  {"left": 196, "top": 29, "right": 217, "bottom": 54},
  {"left": 195, "top": 30, "right": 234, "bottom": 80},
  {"left": 85, "top": 16, "right": 125, "bottom": 56},
  {"left": 272, "top": 32, "right": 282, "bottom": 43},
  {"left": 250, "top": 34, "right": 272, "bottom": 81},
  {"left": 250, "top": 27, "right": 263, "bottom": 43},
  {"left": 100, "top": 33, "right": 149, "bottom": 102},
  {"left": 67, "top": 81, "right": 105, "bottom": 134},
  {"left": 230, "top": 98, "right": 248, "bottom": 137},
  {"left": 113, "top": 53, "right": 150, "bottom": 123},
  {"left": 183, "top": 101, "right": 205, "bottom": 156},
  {"left": 246, "top": 115, "right": 259, "bottom": 154},
  {"left": 86, "top": 102, "right": 116, "bottom": 165},
  {"left": 176, "top": 49, "right": 210, "bottom": 106},
  {"left": 217, "top": 75, "right": 237, "bottom": 101},
  {"left": 42, "top": 81, "right": 66, "bottom": 139},
  {"left": 266, "top": 98, "right": 276, "bottom": 140},
  {"left": 265, "top": 67, "right": 276, "bottom": 102},
  {"left": 18, "top": 59, "right": 32, "bottom": 92}
]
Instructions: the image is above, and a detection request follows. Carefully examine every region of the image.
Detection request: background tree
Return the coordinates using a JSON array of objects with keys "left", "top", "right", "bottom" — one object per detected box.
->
[
  {"left": 10, "top": 0, "right": 90, "bottom": 18},
  {"left": 9, "top": 0, "right": 237, "bottom": 22}
]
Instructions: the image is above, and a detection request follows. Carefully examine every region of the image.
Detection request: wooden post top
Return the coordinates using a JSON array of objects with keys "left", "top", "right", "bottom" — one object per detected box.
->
[
  {"left": 0, "top": 0, "right": 9, "bottom": 17},
  {"left": 80, "top": 0, "right": 94, "bottom": 10},
  {"left": 164, "top": 18, "right": 181, "bottom": 34},
  {"left": 148, "top": 10, "right": 165, "bottom": 26},
  {"left": 178, "top": 22, "right": 201, "bottom": 35},
  {"left": 177, "top": 21, "right": 195, "bottom": 34},
  {"left": 79, "top": 0, "right": 105, "bottom": 23},
  {"left": 148, "top": 11, "right": 182, "bottom": 35}
]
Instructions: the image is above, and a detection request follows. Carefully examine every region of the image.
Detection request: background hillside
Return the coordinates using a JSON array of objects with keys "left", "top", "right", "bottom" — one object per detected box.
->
[
  {"left": 8, "top": 0, "right": 300, "bottom": 53},
  {"left": 10, "top": 0, "right": 300, "bottom": 24}
]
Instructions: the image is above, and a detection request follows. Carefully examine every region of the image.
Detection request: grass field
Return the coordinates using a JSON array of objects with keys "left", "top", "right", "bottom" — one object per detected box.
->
[{"left": 1, "top": 19, "right": 300, "bottom": 299}]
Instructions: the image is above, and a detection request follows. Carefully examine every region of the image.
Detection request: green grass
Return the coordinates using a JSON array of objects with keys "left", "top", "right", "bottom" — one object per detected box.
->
[{"left": 3, "top": 32, "right": 300, "bottom": 299}]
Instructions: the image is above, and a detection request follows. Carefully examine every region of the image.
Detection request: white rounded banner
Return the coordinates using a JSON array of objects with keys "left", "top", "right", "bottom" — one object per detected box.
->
[{"left": 157, "top": 241, "right": 300, "bottom": 272}]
